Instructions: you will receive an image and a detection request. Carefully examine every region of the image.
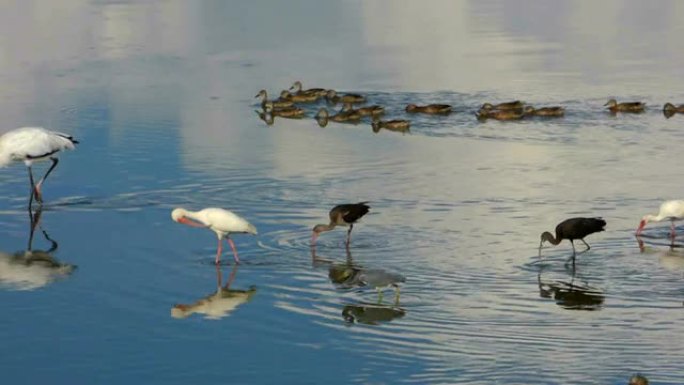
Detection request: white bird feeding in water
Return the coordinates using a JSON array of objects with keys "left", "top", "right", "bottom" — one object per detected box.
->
[
  {"left": 0, "top": 127, "right": 78, "bottom": 205},
  {"left": 171, "top": 208, "right": 258, "bottom": 264},
  {"left": 636, "top": 200, "right": 684, "bottom": 238}
]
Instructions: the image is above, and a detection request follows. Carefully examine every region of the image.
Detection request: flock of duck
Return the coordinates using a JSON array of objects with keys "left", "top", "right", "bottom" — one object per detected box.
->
[{"left": 255, "top": 81, "right": 684, "bottom": 134}]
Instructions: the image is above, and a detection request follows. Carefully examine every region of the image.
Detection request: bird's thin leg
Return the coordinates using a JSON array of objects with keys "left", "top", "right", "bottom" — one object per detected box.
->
[
  {"left": 394, "top": 285, "right": 401, "bottom": 306},
  {"left": 377, "top": 287, "right": 383, "bottom": 304},
  {"left": 27, "top": 165, "right": 38, "bottom": 208},
  {"left": 570, "top": 240, "right": 576, "bottom": 255},
  {"left": 226, "top": 236, "right": 240, "bottom": 264},
  {"left": 215, "top": 238, "right": 223, "bottom": 265},
  {"left": 580, "top": 239, "right": 591, "bottom": 251},
  {"left": 346, "top": 224, "right": 354, "bottom": 246},
  {"left": 671, "top": 220, "right": 676, "bottom": 240},
  {"left": 225, "top": 264, "right": 238, "bottom": 289},
  {"left": 34, "top": 157, "right": 59, "bottom": 203},
  {"left": 215, "top": 263, "right": 223, "bottom": 287}
]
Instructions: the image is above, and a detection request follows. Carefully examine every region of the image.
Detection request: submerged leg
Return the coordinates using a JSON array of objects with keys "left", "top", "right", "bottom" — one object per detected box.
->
[
  {"left": 27, "top": 166, "right": 37, "bottom": 208},
  {"left": 34, "top": 158, "right": 59, "bottom": 203},
  {"left": 377, "top": 287, "right": 383, "bottom": 304},
  {"left": 215, "top": 238, "right": 223, "bottom": 265},
  {"left": 226, "top": 237, "right": 240, "bottom": 264},
  {"left": 346, "top": 224, "right": 354, "bottom": 246},
  {"left": 570, "top": 240, "right": 576, "bottom": 255},
  {"left": 580, "top": 239, "right": 591, "bottom": 251}
]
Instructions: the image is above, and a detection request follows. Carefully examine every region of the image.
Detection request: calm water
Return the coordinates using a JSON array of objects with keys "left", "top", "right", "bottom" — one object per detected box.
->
[{"left": 1, "top": 1, "right": 683, "bottom": 384}]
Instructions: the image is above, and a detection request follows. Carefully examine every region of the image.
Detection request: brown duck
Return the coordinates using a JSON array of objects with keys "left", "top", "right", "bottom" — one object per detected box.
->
[
  {"left": 371, "top": 119, "right": 410, "bottom": 133},
  {"left": 315, "top": 108, "right": 362, "bottom": 123},
  {"left": 480, "top": 101, "right": 524, "bottom": 111},
  {"left": 405, "top": 103, "right": 452, "bottom": 114},
  {"left": 264, "top": 104, "right": 305, "bottom": 118},
  {"left": 342, "top": 103, "right": 385, "bottom": 117},
  {"left": 255, "top": 90, "right": 294, "bottom": 109},
  {"left": 604, "top": 99, "right": 645, "bottom": 113},
  {"left": 289, "top": 81, "right": 328, "bottom": 98},
  {"left": 326, "top": 90, "right": 366, "bottom": 104},
  {"left": 524, "top": 106, "right": 565, "bottom": 117},
  {"left": 476, "top": 108, "right": 524, "bottom": 121},
  {"left": 663, "top": 102, "right": 684, "bottom": 118},
  {"left": 279, "top": 90, "right": 319, "bottom": 103}
]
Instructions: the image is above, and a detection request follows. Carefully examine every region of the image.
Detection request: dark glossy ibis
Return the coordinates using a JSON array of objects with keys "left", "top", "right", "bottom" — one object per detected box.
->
[
  {"left": 311, "top": 202, "right": 370, "bottom": 246},
  {"left": 539, "top": 217, "right": 606, "bottom": 256}
]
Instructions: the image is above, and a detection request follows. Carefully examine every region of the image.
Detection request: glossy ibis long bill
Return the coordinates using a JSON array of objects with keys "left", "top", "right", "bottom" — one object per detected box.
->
[
  {"left": 311, "top": 202, "right": 370, "bottom": 246},
  {"left": 539, "top": 217, "right": 606, "bottom": 256}
]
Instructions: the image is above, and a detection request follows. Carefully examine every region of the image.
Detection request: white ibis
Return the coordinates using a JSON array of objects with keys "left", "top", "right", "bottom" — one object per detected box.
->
[
  {"left": 0, "top": 127, "right": 78, "bottom": 205},
  {"left": 539, "top": 217, "right": 606, "bottom": 256},
  {"left": 636, "top": 200, "right": 684, "bottom": 238},
  {"left": 311, "top": 202, "right": 370, "bottom": 246},
  {"left": 171, "top": 208, "right": 257, "bottom": 264}
]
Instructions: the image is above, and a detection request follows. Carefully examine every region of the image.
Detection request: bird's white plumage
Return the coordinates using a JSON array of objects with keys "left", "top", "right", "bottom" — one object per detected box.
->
[
  {"left": 0, "top": 127, "right": 76, "bottom": 167},
  {"left": 172, "top": 207, "right": 257, "bottom": 238},
  {"left": 654, "top": 200, "right": 684, "bottom": 220}
]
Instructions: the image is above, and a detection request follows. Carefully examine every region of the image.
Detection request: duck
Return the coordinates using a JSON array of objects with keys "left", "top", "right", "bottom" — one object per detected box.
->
[
  {"left": 279, "top": 90, "right": 319, "bottom": 103},
  {"left": 371, "top": 119, "right": 411, "bottom": 133},
  {"left": 289, "top": 81, "right": 328, "bottom": 98},
  {"left": 315, "top": 108, "right": 362, "bottom": 123},
  {"left": 663, "top": 102, "right": 684, "bottom": 118},
  {"left": 523, "top": 106, "right": 565, "bottom": 117},
  {"left": 405, "top": 103, "right": 452, "bottom": 114},
  {"left": 604, "top": 98, "right": 645, "bottom": 113},
  {"left": 476, "top": 108, "right": 525, "bottom": 121},
  {"left": 479, "top": 100, "right": 524, "bottom": 111},
  {"left": 264, "top": 104, "right": 305, "bottom": 119},
  {"left": 255, "top": 90, "right": 294, "bottom": 109},
  {"left": 254, "top": 110, "right": 275, "bottom": 125},
  {"left": 342, "top": 103, "right": 385, "bottom": 117},
  {"left": 326, "top": 89, "right": 366, "bottom": 104}
]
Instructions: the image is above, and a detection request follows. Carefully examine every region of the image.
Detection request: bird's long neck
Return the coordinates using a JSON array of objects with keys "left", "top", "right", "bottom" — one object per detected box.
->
[
  {"left": 182, "top": 209, "right": 209, "bottom": 227},
  {"left": 647, "top": 214, "right": 666, "bottom": 223},
  {"left": 542, "top": 231, "right": 562, "bottom": 245},
  {"left": 318, "top": 222, "right": 336, "bottom": 232}
]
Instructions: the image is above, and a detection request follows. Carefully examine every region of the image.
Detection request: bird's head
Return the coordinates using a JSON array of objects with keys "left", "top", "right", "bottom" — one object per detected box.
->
[
  {"left": 604, "top": 98, "right": 617, "bottom": 107},
  {"left": 311, "top": 224, "right": 331, "bottom": 244},
  {"left": 405, "top": 104, "right": 417, "bottom": 112},
  {"left": 636, "top": 215, "right": 651, "bottom": 235}
]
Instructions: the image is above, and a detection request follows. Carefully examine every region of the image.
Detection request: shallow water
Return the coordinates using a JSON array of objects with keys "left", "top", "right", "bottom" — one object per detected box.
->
[{"left": 1, "top": 1, "right": 683, "bottom": 384}]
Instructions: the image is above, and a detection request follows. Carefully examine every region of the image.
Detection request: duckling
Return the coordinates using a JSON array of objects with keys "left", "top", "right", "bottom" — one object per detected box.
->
[
  {"left": 342, "top": 103, "right": 385, "bottom": 117},
  {"left": 628, "top": 374, "right": 649, "bottom": 385},
  {"left": 289, "top": 81, "right": 328, "bottom": 98},
  {"left": 523, "top": 106, "right": 565, "bottom": 117},
  {"left": 476, "top": 108, "right": 525, "bottom": 121},
  {"left": 326, "top": 89, "right": 366, "bottom": 104},
  {"left": 604, "top": 98, "right": 645, "bottom": 113},
  {"left": 255, "top": 90, "right": 294, "bottom": 109},
  {"left": 480, "top": 100, "right": 524, "bottom": 111},
  {"left": 264, "top": 104, "right": 305, "bottom": 119},
  {"left": 371, "top": 119, "right": 411, "bottom": 133},
  {"left": 663, "top": 102, "right": 684, "bottom": 118},
  {"left": 405, "top": 103, "right": 453, "bottom": 114},
  {"left": 279, "top": 90, "right": 319, "bottom": 103},
  {"left": 315, "top": 108, "right": 362, "bottom": 123}
]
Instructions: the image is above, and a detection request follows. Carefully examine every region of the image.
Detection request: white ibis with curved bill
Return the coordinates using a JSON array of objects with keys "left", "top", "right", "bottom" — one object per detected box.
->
[
  {"left": 171, "top": 208, "right": 257, "bottom": 264},
  {"left": 636, "top": 200, "right": 684, "bottom": 238}
]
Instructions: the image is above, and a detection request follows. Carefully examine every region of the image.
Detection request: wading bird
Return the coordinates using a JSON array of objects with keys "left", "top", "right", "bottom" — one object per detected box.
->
[
  {"left": 312, "top": 202, "right": 370, "bottom": 246},
  {"left": 172, "top": 208, "right": 257, "bottom": 264},
  {"left": 539, "top": 217, "right": 606, "bottom": 256},
  {"left": 0, "top": 127, "right": 78, "bottom": 206},
  {"left": 636, "top": 200, "right": 684, "bottom": 238}
]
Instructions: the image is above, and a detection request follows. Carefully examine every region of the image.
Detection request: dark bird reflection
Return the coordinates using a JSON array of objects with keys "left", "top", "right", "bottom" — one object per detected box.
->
[
  {"left": 537, "top": 264, "right": 604, "bottom": 311},
  {"left": 171, "top": 264, "right": 256, "bottom": 320},
  {"left": 312, "top": 246, "right": 406, "bottom": 308},
  {"left": 0, "top": 208, "right": 76, "bottom": 291},
  {"left": 342, "top": 303, "right": 406, "bottom": 325}
]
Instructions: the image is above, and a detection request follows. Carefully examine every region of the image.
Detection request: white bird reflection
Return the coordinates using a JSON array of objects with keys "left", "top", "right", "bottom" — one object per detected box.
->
[
  {"left": 0, "top": 208, "right": 76, "bottom": 291},
  {"left": 171, "top": 264, "right": 256, "bottom": 320}
]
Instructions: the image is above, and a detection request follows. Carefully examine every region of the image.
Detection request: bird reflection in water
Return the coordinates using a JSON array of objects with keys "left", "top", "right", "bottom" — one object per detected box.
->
[
  {"left": 0, "top": 208, "right": 76, "bottom": 291},
  {"left": 342, "top": 303, "right": 406, "bottom": 325},
  {"left": 171, "top": 264, "right": 256, "bottom": 320},
  {"left": 537, "top": 264, "right": 604, "bottom": 311}
]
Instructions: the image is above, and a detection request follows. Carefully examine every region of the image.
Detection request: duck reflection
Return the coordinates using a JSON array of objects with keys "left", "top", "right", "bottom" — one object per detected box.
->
[
  {"left": 0, "top": 208, "right": 76, "bottom": 291},
  {"left": 171, "top": 264, "right": 256, "bottom": 320},
  {"left": 538, "top": 264, "right": 604, "bottom": 311}
]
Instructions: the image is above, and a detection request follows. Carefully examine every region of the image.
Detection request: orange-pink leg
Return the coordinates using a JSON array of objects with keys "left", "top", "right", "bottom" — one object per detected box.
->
[
  {"left": 671, "top": 221, "right": 677, "bottom": 240},
  {"left": 215, "top": 238, "right": 223, "bottom": 265},
  {"left": 226, "top": 237, "right": 240, "bottom": 264}
]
